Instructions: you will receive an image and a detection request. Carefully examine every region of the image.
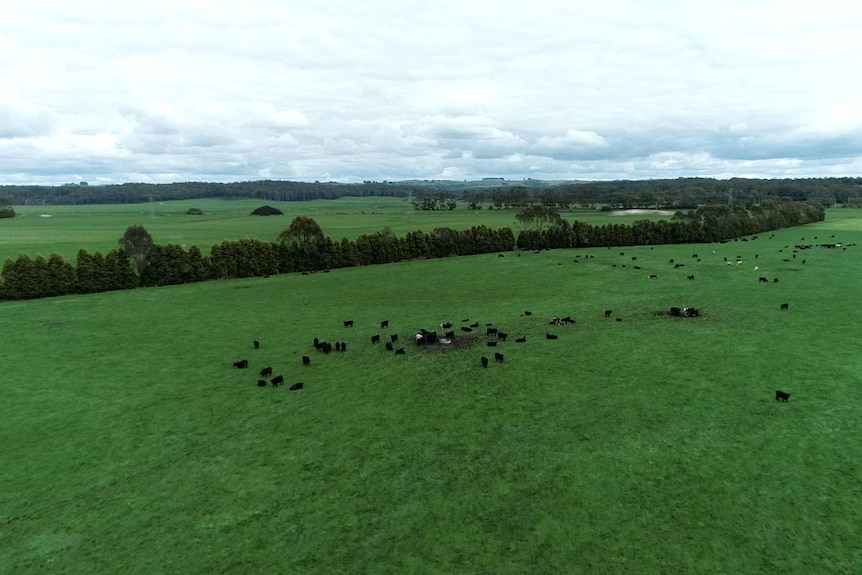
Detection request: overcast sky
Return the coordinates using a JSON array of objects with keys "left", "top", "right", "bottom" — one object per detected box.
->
[{"left": 2, "top": 1, "right": 861, "bottom": 185}]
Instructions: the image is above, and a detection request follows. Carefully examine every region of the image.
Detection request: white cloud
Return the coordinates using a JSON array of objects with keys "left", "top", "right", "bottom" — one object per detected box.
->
[{"left": 1, "top": 0, "right": 862, "bottom": 184}]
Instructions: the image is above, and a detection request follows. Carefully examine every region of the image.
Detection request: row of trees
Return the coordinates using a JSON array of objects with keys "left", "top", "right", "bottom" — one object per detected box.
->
[
  {"left": 0, "top": 201, "right": 824, "bottom": 301},
  {"left": 2, "top": 177, "right": 860, "bottom": 208},
  {"left": 515, "top": 200, "right": 824, "bottom": 250}
]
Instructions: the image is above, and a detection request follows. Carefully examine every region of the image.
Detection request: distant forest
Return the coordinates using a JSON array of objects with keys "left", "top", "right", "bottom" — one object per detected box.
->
[{"left": 1, "top": 177, "right": 860, "bottom": 208}]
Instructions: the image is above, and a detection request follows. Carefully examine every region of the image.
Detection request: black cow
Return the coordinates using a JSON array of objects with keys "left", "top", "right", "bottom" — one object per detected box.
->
[
  {"left": 691, "top": 254, "right": 698, "bottom": 258},
  {"left": 669, "top": 259, "right": 674, "bottom": 264},
  {"left": 775, "top": 390, "right": 790, "bottom": 402},
  {"left": 343, "top": 320, "right": 354, "bottom": 328},
  {"left": 271, "top": 375, "right": 284, "bottom": 386},
  {"left": 470, "top": 322, "right": 479, "bottom": 328},
  {"left": 494, "top": 352, "right": 504, "bottom": 363},
  {"left": 631, "top": 256, "right": 637, "bottom": 261},
  {"left": 313, "top": 337, "right": 320, "bottom": 349},
  {"left": 687, "top": 275, "right": 695, "bottom": 280},
  {"left": 257, "top": 380, "right": 267, "bottom": 387},
  {"left": 321, "top": 342, "right": 332, "bottom": 354},
  {"left": 481, "top": 356, "right": 489, "bottom": 368},
  {"left": 371, "top": 334, "right": 380, "bottom": 344},
  {"left": 498, "top": 253, "right": 505, "bottom": 258},
  {"left": 385, "top": 342, "right": 393, "bottom": 351},
  {"left": 633, "top": 265, "right": 641, "bottom": 270},
  {"left": 445, "top": 330, "right": 455, "bottom": 339},
  {"left": 497, "top": 332, "right": 508, "bottom": 342},
  {"left": 780, "top": 303, "right": 789, "bottom": 310},
  {"left": 341, "top": 342, "right": 347, "bottom": 351},
  {"left": 515, "top": 337, "right": 526, "bottom": 343},
  {"left": 604, "top": 309, "right": 613, "bottom": 318},
  {"left": 546, "top": 333, "right": 558, "bottom": 340},
  {"left": 759, "top": 277, "right": 768, "bottom": 283},
  {"left": 487, "top": 327, "right": 498, "bottom": 336},
  {"left": 461, "top": 326, "right": 473, "bottom": 332},
  {"left": 441, "top": 322, "right": 453, "bottom": 329},
  {"left": 773, "top": 278, "right": 779, "bottom": 283},
  {"left": 253, "top": 340, "right": 260, "bottom": 349},
  {"left": 233, "top": 359, "right": 249, "bottom": 369},
  {"left": 260, "top": 366, "right": 272, "bottom": 378},
  {"left": 675, "top": 263, "right": 685, "bottom": 268},
  {"left": 302, "top": 355, "right": 310, "bottom": 366},
  {"left": 524, "top": 311, "right": 532, "bottom": 316},
  {"left": 649, "top": 274, "right": 658, "bottom": 279},
  {"left": 487, "top": 341, "right": 497, "bottom": 347},
  {"left": 381, "top": 320, "right": 389, "bottom": 328},
  {"left": 335, "top": 342, "right": 342, "bottom": 352},
  {"left": 390, "top": 334, "right": 398, "bottom": 342},
  {"left": 395, "top": 348, "right": 405, "bottom": 355},
  {"left": 289, "top": 382, "right": 304, "bottom": 391}
]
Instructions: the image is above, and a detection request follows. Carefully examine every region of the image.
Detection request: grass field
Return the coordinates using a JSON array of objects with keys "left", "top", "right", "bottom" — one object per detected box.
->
[
  {"left": 2, "top": 209, "right": 862, "bottom": 573},
  {"left": 0, "top": 198, "right": 670, "bottom": 264}
]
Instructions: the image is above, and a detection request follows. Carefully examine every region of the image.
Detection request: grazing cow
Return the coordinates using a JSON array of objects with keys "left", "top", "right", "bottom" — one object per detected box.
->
[
  {"left": 381, "top": 320, "right": 389, "bottom": 328},
  {"left": 270, "top": 375, "right": 284, "bottom": 386},
  {"left": 487, "top": 327, "right": 498, "bottom": 336},
  {"left": 260, "top": 366, "right": 273, "bottom": 378},
  {"left": 441, "top": 322, "right": 453, "bottom": 329},
  {"left": 445, "top": 330, "right": 455, "bottom": 339},
  {"left": 481, "top": 356, "right": 489, "bottom": 368},
  {"left": 390, "top": 334, "right": 398, "bottom": 343},
  {"left": 515, "top": 337, "right": 526, "bottom": 343},
  {"left": 620, "top": 252, "right": 625, "bottom": 256},
  {"left": 341, "top": 342, "right": 347, "bottom": 351},
  {"left": 371, "top": 334, "right": 380, "bottom": 344},
  {"left": 257, "top": 380, "right": 267, "bottom": 387},
  {"left": 632, "top": 256, "right": 637, "bottom": 261},
  {"left": 524, "top": 311, "right": 532, "bottom": 316},
  {"left": 253, "top": 340, "right": 260, "bottom": 349},
  {"left": 775, "top": 390, "right": 790, "bottom": 402},
  {"left": 302, "top": 355, "right": 310, "bottom": 366},
  {"left": 687, "top": 275, "right": 695, "bottom": 280},
  {"left": 470, "top": 322, "right": 479, "bottom": 328},
  {"left": 633, "top": 266, "right": 641, "bottom": 270},
  {"left": 605, "top": 309, "right": 613, "bottom": 318},
  {"left": 649, "top": 274, "right": 658, "bottom": 279},
  {"left": 773, "top": 278, "right": 779, "bottom": 283},
  {"left": 233, "top": 359, "right": 249, "bottom": 369},
  {"left": 780, "top": 303, "right": 789, "bottom": 310},
  {"left": 691, "top": 254, "right": 697, "bottom": 258},
  {"left": 675, "top": 263, "right": 684, "bottom": 268},
  {"left": 321, "top": 342, "right": 332, "bottom": 354},
  {"left": 343, "top": 320, "right": 354, "bottom": 328},
  {"left": 289, "top": 382, "right": 304, "bottom": 391},
  {"left": 546, "top": 333, "right": 558, "bottom": 340},
  {"left": 759, "top": 277, "right": 768, "bottom": 283},
  {"left": 494, "top": 352, "right": 504, "bottom": 363},
  {"left": 461, "top": 326, "right": 473, "bottom": 332},
  {"left": 313, "top": 337, "right": 320, "bottom": 349},
  {"left": 498, "top": 253, "right": 505, "bottom": 258},
  {"left": 335, "top": 342, "right": 342, "bottom": 352},
  {"left": 487, "top": 341, "right": 497, "bottom": 347},
  {"left": 497, "top": 332, "right": 508, "bottom": 342},
  {"left": 385, "top": 342, "right": 394, "bottom": 351},
  {"left": 395, "top": 348, "right": 405, "bottom": 355}
]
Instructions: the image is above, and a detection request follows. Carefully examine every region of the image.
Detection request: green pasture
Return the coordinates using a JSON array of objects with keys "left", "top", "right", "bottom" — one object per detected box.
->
[
  {"left": 3, "top": 212, "right": 862, "bottom": 573},
  {"left": 0, "top": 198, "right": 670, "bottom": 264}
]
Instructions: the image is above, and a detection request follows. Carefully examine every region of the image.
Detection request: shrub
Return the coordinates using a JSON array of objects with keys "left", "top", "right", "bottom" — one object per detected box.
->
[
  {"left": 251, "top": 205, "right": 284, "bottom": 216},
  {"left": 0, "top": 206, "right": 15, "bottom": 218},
  {"left": 186, "top": 207, "right": 203, "bottom": 215}
]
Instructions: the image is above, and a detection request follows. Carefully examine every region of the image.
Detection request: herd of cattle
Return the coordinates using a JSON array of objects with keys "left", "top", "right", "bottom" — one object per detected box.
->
[{"left": 229, "top": 232, "right": 855, "bottom": 400}]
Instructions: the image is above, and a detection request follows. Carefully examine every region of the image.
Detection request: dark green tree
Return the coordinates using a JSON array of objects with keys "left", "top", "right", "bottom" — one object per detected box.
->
[{"left": 119, "top": 225, "right": 154, "bottom": 275}]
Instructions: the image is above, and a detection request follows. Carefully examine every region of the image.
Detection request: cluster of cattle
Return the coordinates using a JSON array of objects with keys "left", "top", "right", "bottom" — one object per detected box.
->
[
  {"left": 232, "top": 341, "right": 305, "bottom": 390},
  {"left": 228, "top": 232, "right": 856, "bottom": 402}
]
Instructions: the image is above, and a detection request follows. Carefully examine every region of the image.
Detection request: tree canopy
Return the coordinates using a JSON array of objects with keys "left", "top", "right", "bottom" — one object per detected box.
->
[
  {"left": 119, "top": 225, "right": 154, "bottom": 275},
  {"left": 277, "top": 216, "right": 324, "bottom": 247}
]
